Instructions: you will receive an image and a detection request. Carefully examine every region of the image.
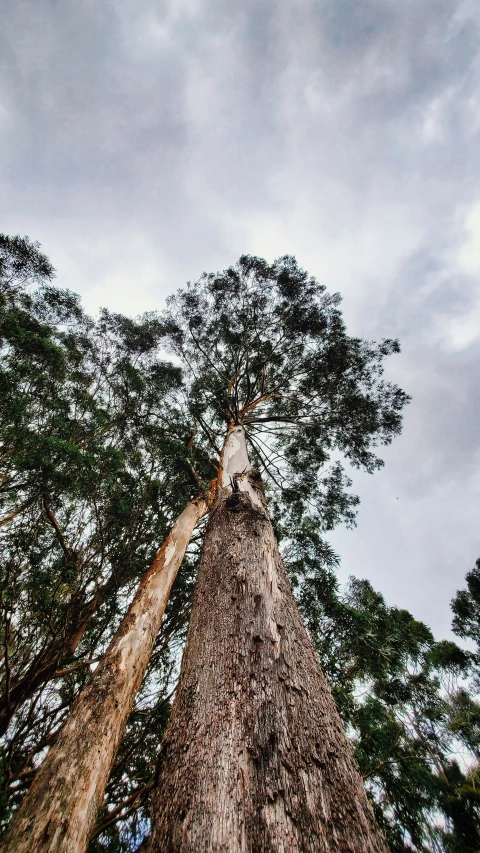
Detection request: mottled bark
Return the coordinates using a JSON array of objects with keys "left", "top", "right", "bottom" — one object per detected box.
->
[
  {"left": 1, "top": 499, "right": 207, "bottom": 853},
  {"left": 149, "top": 429, "right": 387, "bottom": 852}
]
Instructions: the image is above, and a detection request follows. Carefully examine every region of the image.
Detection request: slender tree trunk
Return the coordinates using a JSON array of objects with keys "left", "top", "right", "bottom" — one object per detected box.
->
[
  {"left": 149, "top": 427, "right": 387, "bottom": 852},
  {"left": 1, "top": 498, "right": 207, "bottom": 853}
]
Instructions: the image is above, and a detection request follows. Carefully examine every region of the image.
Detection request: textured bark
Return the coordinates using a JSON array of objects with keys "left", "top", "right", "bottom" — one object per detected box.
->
[
  {"left": 149, "top": 431, "right": 388, "bottom": 852},
  {"left": 1, "top": 499, "right": 207, "bottom": 853}
]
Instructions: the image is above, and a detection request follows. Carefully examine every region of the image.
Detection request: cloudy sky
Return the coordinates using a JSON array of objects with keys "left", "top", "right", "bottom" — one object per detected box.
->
[{"left": 1, "top": 0, "right": 479, "bottom": 638}]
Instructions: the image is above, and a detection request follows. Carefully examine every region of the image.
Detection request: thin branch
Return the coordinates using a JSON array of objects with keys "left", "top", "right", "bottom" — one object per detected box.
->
[
  {"left": 0, "top": 495, "right": 36, "bottom": 528},
  {"left": 89, "top": 778, "right": 154, "bottom": 841},
  {"left": 42, "top": 494, "right": 73, "bottom": 561},
  {"left": 53, "top": 657, "right": 101, "bottom": 679}
]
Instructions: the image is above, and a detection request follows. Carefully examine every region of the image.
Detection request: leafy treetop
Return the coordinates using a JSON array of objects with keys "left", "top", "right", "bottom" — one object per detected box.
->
[{"left": 163, "top": 254, "right": 410, "bottom": 541}]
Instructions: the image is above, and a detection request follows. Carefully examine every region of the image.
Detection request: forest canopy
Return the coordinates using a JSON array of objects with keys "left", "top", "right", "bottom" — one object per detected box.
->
[{"left": 0, "top": 235, "right": 479, "bottom": 852}]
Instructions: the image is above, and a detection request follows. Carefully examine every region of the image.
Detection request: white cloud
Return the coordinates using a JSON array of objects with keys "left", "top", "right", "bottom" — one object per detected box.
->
[{"left": 459, "top": 202, "right": 480, "bottom": 274}]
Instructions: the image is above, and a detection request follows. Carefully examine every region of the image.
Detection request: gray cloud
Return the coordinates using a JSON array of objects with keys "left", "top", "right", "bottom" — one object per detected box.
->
[{"left": 1, "top": 0, "right": 479, "bottom": 638}]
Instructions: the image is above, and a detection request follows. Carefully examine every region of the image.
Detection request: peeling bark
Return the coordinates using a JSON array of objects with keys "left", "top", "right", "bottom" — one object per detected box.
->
[
  {"left": 149, "top": 428, "right": 387, "bottom": 852},
  {"left": 1, "top": 499, "right": 207, "bottom": 853}
]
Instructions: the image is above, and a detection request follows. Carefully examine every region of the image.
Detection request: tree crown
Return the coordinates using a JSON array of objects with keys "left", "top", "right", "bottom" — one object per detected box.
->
[{"left": 163, "top": 254, "right": 410, "bottom": 534}]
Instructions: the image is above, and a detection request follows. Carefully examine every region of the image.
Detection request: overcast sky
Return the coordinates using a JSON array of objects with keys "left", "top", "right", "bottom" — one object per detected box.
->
[{"left": 1, "top": 0, "right": 479, "bottom": 639}]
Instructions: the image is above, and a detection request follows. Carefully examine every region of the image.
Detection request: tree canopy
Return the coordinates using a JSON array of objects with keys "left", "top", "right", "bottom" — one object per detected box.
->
[
  {"left": 0, "top": 235, "right": 201, "bottom": 839},
  {"left": 162, "top": 254, "right": 409, "bottom": 565}
]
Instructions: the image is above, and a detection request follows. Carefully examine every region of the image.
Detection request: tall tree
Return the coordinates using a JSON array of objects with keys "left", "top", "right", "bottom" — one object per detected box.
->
[
  {"left": 2, "top": 240, "right": 478, "bottom": 853},
  {"left": 0, "top": 234, "right": 196, "bottom": 735},
  {"left": 299, "top": 562, "right": 480, "bottom": 852},
  {"left": 0, "top": 251, "right": 416, "bottom": 851},
  {"left": 147, "top": 255, "right": 409, "bottom": 851},
  {"left": 150, "top": 426, "right": 386, "bottom": 851},
  {"left": 0, "top": 236, "right": 211, "bottom": 850}
]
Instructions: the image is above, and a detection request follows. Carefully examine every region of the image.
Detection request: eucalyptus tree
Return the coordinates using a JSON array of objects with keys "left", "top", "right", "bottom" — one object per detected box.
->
[
  {"left": 3, "top": 235, "right": 477, "bottom": 853},
  {"left": 144, "top": 255, "right": 410, "bottom": 852},
  {"left": 0, "top": 235, "right": 210, "bottom": 849},
  {"left": 299, "top": 562, "right": 480, "bottom": 852},
  {"left": 0, "top": 234, "right": 198, "bottom": 736}
]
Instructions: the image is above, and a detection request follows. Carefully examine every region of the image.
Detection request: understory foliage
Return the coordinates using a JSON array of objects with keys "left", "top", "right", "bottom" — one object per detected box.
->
[{"left": 0, "top": 237, "right": 479, "bottom": 851}]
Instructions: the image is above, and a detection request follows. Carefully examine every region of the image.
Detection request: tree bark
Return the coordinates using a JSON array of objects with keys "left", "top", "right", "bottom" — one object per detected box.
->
[
  {"left": 149, "top": 427, "right": 387, "bottom": 852},
  {"left": 1, "top": 498, "right": 207, "bottom": 853}
]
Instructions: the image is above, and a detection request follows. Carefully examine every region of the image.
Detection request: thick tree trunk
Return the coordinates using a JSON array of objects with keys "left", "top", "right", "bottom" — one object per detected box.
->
[
  {"left": 1, "top": 498, "right": 207, "bottom": 853},
  {"left": 149, "top": 428, "right": 387, "bottom": 852}
]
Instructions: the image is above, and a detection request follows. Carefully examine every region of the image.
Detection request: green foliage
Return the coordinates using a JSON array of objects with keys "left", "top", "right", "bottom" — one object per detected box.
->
[
  {"left": 452, "top": 560, "right": 480, "bottom": 680},
  {"left": 0, "top": 234, "right": 54, "bottom": 287},
  {"left": 291, "top": 553, "right": 480, "bottom": 852},
  {"left": 164, "top": 254, "right": 409, "bottom": 472},
  {"left": 162, "top": 254, "right": 409, "bottom": 578},
  {"left": 0, "top": 235, "right": 204, "bottom": 839}
]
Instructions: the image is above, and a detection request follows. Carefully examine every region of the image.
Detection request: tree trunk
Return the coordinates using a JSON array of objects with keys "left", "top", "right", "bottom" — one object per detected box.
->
[
  {"left": 1, "top": 498, "right": 207, "bottom": 853},
  {"left": 149, "top": 427, "right": 387, "bottom": 852}
]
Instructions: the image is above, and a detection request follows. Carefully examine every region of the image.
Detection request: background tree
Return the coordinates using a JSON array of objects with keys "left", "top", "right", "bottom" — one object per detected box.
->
[
  {"left": 298, "top": 557, "right": 480, "bottom": 852},
  {"left": 451, "top": 559, "right": 480, "bottom": 678},
  {"left": 0, "top": 236, "right": 209, "bottom": 842}
]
